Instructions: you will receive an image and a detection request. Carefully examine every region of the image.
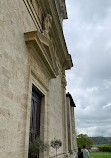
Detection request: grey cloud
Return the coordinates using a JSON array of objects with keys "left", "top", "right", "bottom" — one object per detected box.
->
[
  {"left": 67, "top": 0, "right": 111, "bottom": 23},
  {"left": 77, "top": 125, "right": 111, "bottom": 137},
  {"left": 64, "top": 0, "right": 111, "bottom": 136}
]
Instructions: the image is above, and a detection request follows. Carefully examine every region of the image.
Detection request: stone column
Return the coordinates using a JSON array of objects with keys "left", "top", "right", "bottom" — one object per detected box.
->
[
  {"left": 61, "top": 70, "right": 68, "bottom": 156},
  {"left": 66, "top": 96, "right": 78, "bottom": 158},
  {"left": 71, "top": 107, "right": 78, "bottom": 157},
  {"left": 66, "top": 97, "right": 73, "bottom": 152},
  {"left": 69, "top": 106, "right": 73, "bottom": 152}
]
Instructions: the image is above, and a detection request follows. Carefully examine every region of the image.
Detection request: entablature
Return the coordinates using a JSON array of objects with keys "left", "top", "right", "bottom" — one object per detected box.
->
[
  {"left": 54, "top": 0, "right": 68, "bottom": 21},
  {"left": 47, "top": 0, "right": 73, "bottom": 70},
  {"left": 23, "top": 0, "right": 44, "bottom": 31},
  {"left": 23, "top": 0, "right": 73, "bottom": 74}
]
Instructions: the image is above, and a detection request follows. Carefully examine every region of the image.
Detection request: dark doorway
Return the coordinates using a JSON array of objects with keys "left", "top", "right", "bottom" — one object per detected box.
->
[{"left": 28, "top": 88, "right": 41, "bottom": 158}]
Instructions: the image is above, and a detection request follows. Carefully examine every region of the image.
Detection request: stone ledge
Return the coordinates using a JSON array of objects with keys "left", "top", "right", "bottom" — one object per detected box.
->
[{"left": 24, "top": 31, "right": 56, "bottom": 78}]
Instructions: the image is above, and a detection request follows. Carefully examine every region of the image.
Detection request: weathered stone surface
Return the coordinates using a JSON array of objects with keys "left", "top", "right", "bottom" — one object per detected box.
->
[
  {"left": 48, "top": 76, "right": 64, "bottom": 156},
  {"left": 0, "top": 1, "right": 35, "bottom": 158},
  {"left": 66, "top": 95, "right": 78, "bottom": 158},
  {"left": 0, "top": 0, "right": 75, "bottom": 158}
]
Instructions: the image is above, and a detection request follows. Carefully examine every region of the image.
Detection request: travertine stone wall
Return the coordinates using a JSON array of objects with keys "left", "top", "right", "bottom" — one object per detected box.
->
[
  {"left": 61, "top": 71, "right": 69, "bottom": 156},
  {"left": 0, "top": 0, "right": 36, "bottom": 158},
  {"left": 48, "top": 76, "right": 64, "bottom": 157},
  {"left": 0, "top": 1, "right": 73, "bottom": 158}
]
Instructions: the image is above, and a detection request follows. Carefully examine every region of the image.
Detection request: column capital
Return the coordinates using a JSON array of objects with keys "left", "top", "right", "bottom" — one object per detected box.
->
[{"left": 61, "top": 71, "right": 67, "bottom": 88}]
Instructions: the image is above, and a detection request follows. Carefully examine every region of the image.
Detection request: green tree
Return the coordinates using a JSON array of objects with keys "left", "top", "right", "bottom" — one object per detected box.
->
[
  {"left": 77, "top": 134, "right": 93, "bottom": 148},
  {"left": 51, "top": 138, "right": 62, "bottom": 158},
  {"left": 29, "top": 137, "right": 49, "bottom": 157}
]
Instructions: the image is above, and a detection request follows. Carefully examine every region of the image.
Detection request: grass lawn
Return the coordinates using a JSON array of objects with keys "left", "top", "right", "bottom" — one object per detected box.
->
[{"left": 90, "top": 152, "right": 111, "bottom": 158}]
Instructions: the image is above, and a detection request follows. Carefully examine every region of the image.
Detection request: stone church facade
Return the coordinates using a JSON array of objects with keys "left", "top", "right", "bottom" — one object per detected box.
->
[{"left": 0, "top": 0, "right": 77, "bottom": 158}]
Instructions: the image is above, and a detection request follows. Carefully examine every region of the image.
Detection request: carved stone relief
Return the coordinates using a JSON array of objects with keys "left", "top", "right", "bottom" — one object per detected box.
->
[
  {"left": 43, "top": 14, "right": 52, "bottom": 39},
  {"left": 29, "top": 52, "right": 49, "bottom": 89},
  {"left": 61, "top": 70, "right": 67, "bottom": 89}
]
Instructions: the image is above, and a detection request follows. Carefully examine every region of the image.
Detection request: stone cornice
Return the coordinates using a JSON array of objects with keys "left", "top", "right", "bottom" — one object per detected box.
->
[
  {"left": 24, "top": 31, "right": 56, "bottom": 78},
  {"left": 47, "top": 0, "right": 73, "bottom": 70},
  {"left": 23, "top": 0, "right": 73, "bottom": 71},
  {"left": 23, "top": 0, "right": 42, "bottom": 31},
  {"left": 63, "top": 54, "right": 73, "bottom": 70},
  {"left": 62, "top": 0, "right": 68, "bottom": 19},
  {"left": 57, "top": 0, "right": 68, "bottom": 19}
]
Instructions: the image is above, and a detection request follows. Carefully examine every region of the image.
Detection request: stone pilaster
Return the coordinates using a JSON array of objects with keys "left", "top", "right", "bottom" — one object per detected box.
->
[
  {"left": 66, "top": 93, "right": 78, "bottom": 158},
  {"left": 66, "top": 97, "right": 73, "bottom": 152},
  {"left": 61, "top": 70, "right": 68, "bottom": 156},
  {"left": 71, "top": 107, "right": 78, "bottom": 157}
]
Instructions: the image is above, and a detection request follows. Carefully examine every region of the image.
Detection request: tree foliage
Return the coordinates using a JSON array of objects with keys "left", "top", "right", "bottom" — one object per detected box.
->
[
  {"left": 51, "top": 138, "right": 62, "bottom": 158},
  {"left": 77, "top": 134, "right": 93, "bottom": 148},
  {"left": 90, "top": 137, "right": 111, "bottom": 146},
  {"left": 99, "top": 145, "right": 111, "bottom": 152},
  {"left": 29, "top": 137, "right": 49, "bottom": 156},
  {"left": 51, "top": 139, "right": 62, "bottom": 149}
]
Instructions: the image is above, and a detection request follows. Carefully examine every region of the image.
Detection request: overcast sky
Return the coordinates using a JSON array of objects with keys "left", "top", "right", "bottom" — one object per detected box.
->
[{"left": 63, "top": 0, "right": 111, "bottom": 137}]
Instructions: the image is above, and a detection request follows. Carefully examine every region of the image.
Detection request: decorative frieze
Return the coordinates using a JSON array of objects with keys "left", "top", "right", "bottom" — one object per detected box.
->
[
  {"left": 29, "top": 53, "right": 49, "bottom": 91},
  {"left": 61, "top": 71, "right": 67, "bottom": 89}
]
